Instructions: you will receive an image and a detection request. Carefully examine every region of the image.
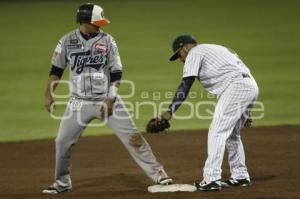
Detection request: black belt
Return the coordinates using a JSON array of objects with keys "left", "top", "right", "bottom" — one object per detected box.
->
[{"left": 242, "top": 73, "right": 250, "bottom": 78}]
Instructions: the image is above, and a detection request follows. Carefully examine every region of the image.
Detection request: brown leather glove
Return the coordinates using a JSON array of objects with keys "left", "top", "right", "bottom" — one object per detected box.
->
[{"left": 146, "top": 118, "right": 170, "bottom": 133}]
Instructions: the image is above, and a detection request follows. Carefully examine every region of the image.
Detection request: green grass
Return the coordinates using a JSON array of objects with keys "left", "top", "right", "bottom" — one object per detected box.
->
[{"left": 0, "top": 0, "right": 299, "bottom": 141}]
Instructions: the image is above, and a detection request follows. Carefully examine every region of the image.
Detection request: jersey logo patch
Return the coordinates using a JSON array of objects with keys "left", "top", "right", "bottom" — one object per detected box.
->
[
  {"left": 70, "top": 39, "right": 79, "bottom": 44},
  {"left": 70, "top": 50, "right": 106, "bottom": 74},
  {"left": 67, "top": 44, "right": 82, "bottom": 49},
  {"left": 94, "top": 43, "right": 107, "bottom": 54}
]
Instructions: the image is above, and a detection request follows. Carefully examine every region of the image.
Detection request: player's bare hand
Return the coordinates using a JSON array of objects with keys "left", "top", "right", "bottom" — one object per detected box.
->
[
  {"left": 244, "top": 111, "right": 253, "bottom": 128},
  {"left": 100, "top": 98, "right": 115, "bottom": 118},
  {"left": 45, "top": 94, "right": 55, "bottom": 113},
  {"left": 244, "top": 117, "right": 253, "bottom": 128}
]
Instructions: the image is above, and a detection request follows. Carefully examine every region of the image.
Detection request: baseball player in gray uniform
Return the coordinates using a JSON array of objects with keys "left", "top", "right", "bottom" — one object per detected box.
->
[
  {"left": 42, "top": 3, "right": 172, "bottom": 194},
  {"left": 158, "top": 35, "right": 259, "bottom": 191}
]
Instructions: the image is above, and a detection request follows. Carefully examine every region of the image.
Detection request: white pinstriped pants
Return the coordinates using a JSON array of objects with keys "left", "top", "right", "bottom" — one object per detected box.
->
[{"left": 203, "top": 76, "right": 259, "bottom": 182}]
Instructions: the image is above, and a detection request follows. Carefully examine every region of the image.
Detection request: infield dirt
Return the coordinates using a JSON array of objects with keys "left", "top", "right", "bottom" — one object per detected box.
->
[{"left": 0, "top": 125, "right": 299, "bottom": 199}]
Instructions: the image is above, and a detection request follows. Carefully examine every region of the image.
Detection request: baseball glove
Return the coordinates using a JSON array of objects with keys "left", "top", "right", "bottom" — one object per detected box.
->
[{"left": 146, "top": 118, "right": 170, "bottom": 133}]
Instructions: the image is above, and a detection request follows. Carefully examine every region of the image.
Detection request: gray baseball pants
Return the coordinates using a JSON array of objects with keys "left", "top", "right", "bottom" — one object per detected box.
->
[{"left": 53, "top": 96, "right": 167, "bottom": 191}]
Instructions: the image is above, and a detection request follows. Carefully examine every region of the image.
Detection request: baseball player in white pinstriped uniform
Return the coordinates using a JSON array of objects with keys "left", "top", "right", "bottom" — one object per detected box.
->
[
  {"left": 159, "top": 35, "right": 259, "bottom": 191},
  {"left": 42, "top": 3, "right": 172, "bottom": 194}
]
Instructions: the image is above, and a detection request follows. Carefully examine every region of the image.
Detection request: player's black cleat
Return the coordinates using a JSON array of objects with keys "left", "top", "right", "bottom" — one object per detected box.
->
[
  {"left": 194, "top": 180, "right": 222, "bottom": 191},
  {"left": 220, "top": 178, "right": 252, "bottom": 188},
  {"left": 158, "top": 177, "right": 173, "bottom": 185}
]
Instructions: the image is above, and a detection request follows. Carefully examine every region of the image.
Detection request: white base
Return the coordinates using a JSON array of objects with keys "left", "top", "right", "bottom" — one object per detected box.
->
[{"left": 148, "top": 184, "right": 197, "bottom": 193}]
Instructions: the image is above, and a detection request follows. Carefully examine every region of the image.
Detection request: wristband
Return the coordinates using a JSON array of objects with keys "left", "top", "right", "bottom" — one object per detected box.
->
[{"left": 107, "top": 85, "right": 118, "bottom": 99}]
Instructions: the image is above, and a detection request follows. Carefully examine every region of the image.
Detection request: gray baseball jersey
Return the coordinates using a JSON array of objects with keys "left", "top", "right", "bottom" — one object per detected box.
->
[
  {"left": 52, "top": 29, "right": 122, "bottom": 99},
  {"left": 49, "top": 29, "right": 170, "bottom": 190},
  {"left": 183, "top": 44, "right": 252, "bottom": 95}
]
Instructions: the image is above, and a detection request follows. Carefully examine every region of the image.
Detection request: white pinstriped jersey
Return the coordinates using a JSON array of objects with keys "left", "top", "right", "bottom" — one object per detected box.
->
[{"left": 182, "top": 44, "right": 251, "bottom": 95}]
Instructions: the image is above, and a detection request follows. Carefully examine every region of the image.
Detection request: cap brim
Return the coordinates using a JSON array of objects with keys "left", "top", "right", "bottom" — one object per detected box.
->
[
  {"left": 92, "top": 18, "right": 110, "bottom": 27},
  {"left": 169, "top": 49, "right": 180, "bottom": 61}
]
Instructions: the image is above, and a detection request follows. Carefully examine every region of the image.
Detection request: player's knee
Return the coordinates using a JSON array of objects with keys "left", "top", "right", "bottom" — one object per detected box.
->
[
  {"left": 55, "top": 139, "right": 65, "bottom": 152},
  {"left": 228, "top": 133, "right": 241, "bottom": 141},
  {"left": 55, "top": 139, "right": 76, "bottom": 157},
  {"left": 55, "top": 137, "right": 72, "bottom": 149},
  {"left": 129, "top": 133, "right": 145, "bottom": 149}
]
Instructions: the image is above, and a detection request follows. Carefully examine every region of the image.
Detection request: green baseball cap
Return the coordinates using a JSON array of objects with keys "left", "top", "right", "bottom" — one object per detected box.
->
[{"left": 169, "top": 34, "right": 197, "bottom": 61}]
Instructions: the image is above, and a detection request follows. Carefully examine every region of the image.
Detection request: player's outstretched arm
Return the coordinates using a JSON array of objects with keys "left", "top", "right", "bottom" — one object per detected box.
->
[
  {"left": 162, "top": 76, "right": 196, "bottom": 120},
  {"left": 145, "top": 76, "right": 195, "bottom": 133}
]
